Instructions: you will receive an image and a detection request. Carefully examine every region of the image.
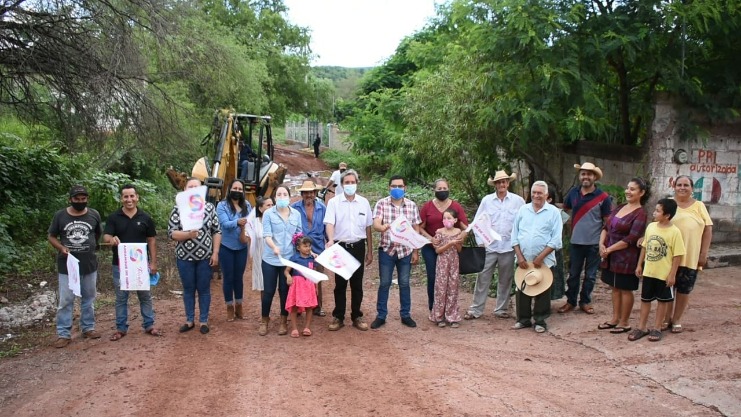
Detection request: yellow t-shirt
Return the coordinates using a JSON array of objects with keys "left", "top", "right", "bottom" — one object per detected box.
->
[
  {"left": 642, "top": 222, "right": 686, "bottom": 281},
  {"left": 671, "top": 201, "right": 713, "bottom": 269}
]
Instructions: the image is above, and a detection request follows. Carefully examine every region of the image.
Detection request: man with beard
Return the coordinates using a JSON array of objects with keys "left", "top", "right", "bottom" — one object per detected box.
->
[
  {"left": 291, "top": 180, "right": 328, "bottom": 316},
  {"left": 48, "top": 185, "right": 102, "bottom": 348},
  {"left": 558, "top": 162, "right": 612, "bottom": 315}
]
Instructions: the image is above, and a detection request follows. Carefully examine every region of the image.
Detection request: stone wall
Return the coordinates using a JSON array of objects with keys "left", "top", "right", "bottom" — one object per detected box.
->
[{"left": 649, "top": 97, "right": 741, "bottom": 243}]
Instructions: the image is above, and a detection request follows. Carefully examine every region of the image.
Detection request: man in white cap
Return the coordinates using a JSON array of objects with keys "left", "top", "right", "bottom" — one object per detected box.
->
[
  {"left": 558, "top": 162, "right": 612, "bottom": 315},
  {"left": 323, "top": 162, "right": 348, "bottom": 200},
  {"left": 464, "top": 170, "right": 525, "bottom": 320},
  {"left": 511, "top": 181, "right": 562, "bottom": 333}
]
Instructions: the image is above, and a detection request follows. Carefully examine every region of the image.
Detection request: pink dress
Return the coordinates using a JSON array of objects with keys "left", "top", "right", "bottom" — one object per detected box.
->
[
  {"left": 429, "top": 232, "right": 462, "bottom": 323},
  {"left": 285, "top": 254, "right": 318, "bottom": 312}
]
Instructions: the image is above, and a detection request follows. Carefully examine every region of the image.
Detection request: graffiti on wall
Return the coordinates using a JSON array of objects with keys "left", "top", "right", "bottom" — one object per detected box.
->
[{"left": 669, "top": 150, "right": 739, "bottom": 205}]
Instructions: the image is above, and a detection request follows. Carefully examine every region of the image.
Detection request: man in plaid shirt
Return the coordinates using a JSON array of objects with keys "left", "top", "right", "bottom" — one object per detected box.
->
[{"left": 371, "top": 175, "right": 423, "bottom": 329}]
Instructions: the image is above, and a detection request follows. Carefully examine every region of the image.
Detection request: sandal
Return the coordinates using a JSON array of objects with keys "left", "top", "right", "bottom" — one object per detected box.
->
[
  {"left": 463, "top": 312, "right": 478, "bottom": 320},
  {"left": 648, "top": 329, "right": 663, "bottom": 342},
  {"left": 557, "top": 303, "right": 574, "bottom": 314},
  {"left": 179, "top": 323, "right": 195, "bottom": 333},
  {"left": 671, "top": 323, "right": 683, "bottom": 334},
  {"left": 437, "top": 322, "right": 446, "bottom": 328},
  {"left": 580, "top": 304, "right": 595, "bottom": 315},
  {"left": 290, "top": 329, "right": 300, "bottom": 338},
  {"left": 450, "top": 322, "right": 460, "bottom": 328},
  {"left": 145, "top": 327, "right": 163, "bottom": 337},
  {"left": 598, "top": 322, "right": 618, "bottom": 330},
  {"left": 313, "top": 309, "right": 327, "bottom": 317},
  {"left": 610, "top": 326, "right": 632, "bottom": 334},
  {"left": 660, "top": 320, "right": 672, "bottom": 331},
  {"left": 110, "top": 331, "right": 127, "bottom": 342},
  {"left": 628, "top": 329, "right": 649, "bottom": 341},
  {"left": 302, "top": 328, "right": 312, "bottom": 336}
]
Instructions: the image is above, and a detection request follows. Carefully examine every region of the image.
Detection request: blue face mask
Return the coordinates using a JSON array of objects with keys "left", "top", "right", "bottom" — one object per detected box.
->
[
  {"left": 343, "top": 184, "right": 357, "bottom": 196},
  {"left": 390, "top": 188, "right": 405, "bottom": 200},
  {"left": 276, "top": 198, "right": 290, "bottom": 208}
]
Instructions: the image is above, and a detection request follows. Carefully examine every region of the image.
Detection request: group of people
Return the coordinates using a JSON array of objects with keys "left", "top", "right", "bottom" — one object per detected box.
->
[{"left": 48, "top": 160, "right": 712, "bottom": 347}]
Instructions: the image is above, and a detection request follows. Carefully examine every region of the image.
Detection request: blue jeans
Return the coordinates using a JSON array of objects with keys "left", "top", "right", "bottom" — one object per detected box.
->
[
  {"left": 176, "top": 258, "right": 212, "bottom": 323},
  {"left": 56, "top": 272, "right": 97, "bottom": 339},
  {"left": 219, "top": 246, "right": 247, "bottom": 304},
  {"left": 112, "top": 266, "right": 155, "bottom": 332},
  {"left": 376, "top": 249, "right": 412, "bottom": 320},
  {"left": 261, "top": 261, "right": 288, "bottom": 317},
  {"left": 566, "top": 244, "right": 600, "bottom": 306},
  {"left": 421, "top": 244, "right": 437, "bottom": 311}
]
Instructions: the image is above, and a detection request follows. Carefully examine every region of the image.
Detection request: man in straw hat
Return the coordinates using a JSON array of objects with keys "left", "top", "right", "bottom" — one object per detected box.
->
[
  {"left": 511, "top": 181, "right": 562, "bottom": 333},
  {"left": 558, "top": 162, "right": 612, "bottom": 315},
  {"left": 464, "top": 170, "right": 525, "bottom": 320},
  {"left": 291, "top": 179, "right": 328, "bottom": 316},
  {"left": 323, "top": 162, "right": 348, "bottom": 201}
]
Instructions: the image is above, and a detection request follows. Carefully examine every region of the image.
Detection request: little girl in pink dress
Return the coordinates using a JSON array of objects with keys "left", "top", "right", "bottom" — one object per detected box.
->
[
  {"left": 284, "top": 235, "right": 318, "bottom": 337},
  {"left": 429, "top": 208, "right": 464, "bottom": 327}
]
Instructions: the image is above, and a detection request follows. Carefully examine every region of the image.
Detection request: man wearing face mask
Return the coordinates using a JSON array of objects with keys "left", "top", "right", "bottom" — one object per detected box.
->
[
  {"left": 371, "top": 175, "right": 423, "bottom": 329},
  {"left": 324, "top": 170, "right": 374, "bottom": 331},
  {"left": 465, "top": 171, "right": 525, "bottom": 320},
  {"left": 323, "top": 162, "right": 347, "bottom": 200},
  {"left": 48, "top": 185, "right": 103, "bottom": 348}
]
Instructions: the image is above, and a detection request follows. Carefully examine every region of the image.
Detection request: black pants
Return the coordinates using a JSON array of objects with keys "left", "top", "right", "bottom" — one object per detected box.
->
[{"left": 333, "top": 240, "right": 366, "bottom": 321}]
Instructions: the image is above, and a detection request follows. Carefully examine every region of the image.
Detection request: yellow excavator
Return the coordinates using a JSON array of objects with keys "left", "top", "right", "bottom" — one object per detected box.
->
[{"left": 167, "top": 110, "right": 287, "bottom": 206}]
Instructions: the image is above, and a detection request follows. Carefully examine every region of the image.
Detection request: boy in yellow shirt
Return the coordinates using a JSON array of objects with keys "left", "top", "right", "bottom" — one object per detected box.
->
[{"left": 630, "top": 199, "right": 685, "bottom": 342}]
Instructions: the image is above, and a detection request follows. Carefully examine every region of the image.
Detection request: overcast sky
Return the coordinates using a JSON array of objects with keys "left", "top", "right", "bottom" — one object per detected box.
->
[{"left": 283, "top": 0, "right": 440, "bottom": 68}]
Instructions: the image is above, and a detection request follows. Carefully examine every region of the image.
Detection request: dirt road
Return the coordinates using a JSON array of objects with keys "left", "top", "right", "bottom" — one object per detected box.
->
[
  {"left": 0, "top": 264, "right": 739, "bottom": 417},
  {"left": 1, "top": 146, "right": 739, "bottom": 416}
]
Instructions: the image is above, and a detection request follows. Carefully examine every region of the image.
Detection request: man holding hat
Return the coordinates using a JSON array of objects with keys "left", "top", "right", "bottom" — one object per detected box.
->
[
  {"left": 511, "top": 181, "right": 562, "bottom": 333},
  {"left": 558, "top": 162, "right": 612, "bottom": 315},
  {"left": 291, "top": 179, "right": 328, "bottom": 316},
  {"left": 48, "top": 185, "right": 103, "bottom": 348},
  {"left": 464, "top": 170, "right": 525, "bottom": 320}
]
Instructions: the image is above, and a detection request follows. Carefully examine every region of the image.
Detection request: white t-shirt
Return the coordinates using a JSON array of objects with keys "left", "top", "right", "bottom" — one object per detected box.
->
[{"left": 329, "top": 170, "right": 343, "bottom": 196}]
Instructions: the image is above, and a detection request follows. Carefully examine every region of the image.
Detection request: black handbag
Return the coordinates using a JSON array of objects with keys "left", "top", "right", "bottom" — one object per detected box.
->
[{"left": 459, "top": 234, "right": 485, "bottom": 275}]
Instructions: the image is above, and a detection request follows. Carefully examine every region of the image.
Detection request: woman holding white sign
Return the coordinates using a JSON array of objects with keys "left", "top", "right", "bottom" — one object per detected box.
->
[
  {"left": 260, "top": 185, "right": 302, "bottom": 336},
  {"left": 168, "top": 178, "right": 221, "bottom": 335}
]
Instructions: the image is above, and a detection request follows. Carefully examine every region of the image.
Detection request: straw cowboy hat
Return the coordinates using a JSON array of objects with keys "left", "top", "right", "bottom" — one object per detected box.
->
[
  {"left": 514, "top": 263, "right": 554, "bottom": 297},
  {"left": 487, "top": 170, "right": 517, "bottom": 186},
  {"left": 296, "top": 180, "right": 319, "bottom": 192},
  {"left": 574, "top": 162, "right": 603, "bottom": 180}
]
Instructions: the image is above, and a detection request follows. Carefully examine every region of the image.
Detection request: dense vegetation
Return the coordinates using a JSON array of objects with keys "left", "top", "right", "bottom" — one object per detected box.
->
[{"left": 339, "top": 0, "right": 741, "bottom": 203}]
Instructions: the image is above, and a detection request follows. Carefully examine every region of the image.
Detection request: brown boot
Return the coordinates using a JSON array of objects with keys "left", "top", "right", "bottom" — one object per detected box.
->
[
  {"left": 278, "top": 316, "right": 288, "bottom": 336},
  {"left": 259, "top": 317, "right": 269, "bottom": 336},
  {"left": 226, "top": 304, "right": 235, "bottom": 322},
  {"left": 234, "top": 303, "right": 243, "bottom": 320}
]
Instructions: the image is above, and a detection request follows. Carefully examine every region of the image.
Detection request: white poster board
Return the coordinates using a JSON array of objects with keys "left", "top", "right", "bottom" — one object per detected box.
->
[
  {"left": 175, "top": 185, "right": 207, "bottom": 231},
  {"left": 279, "top": 256, "right": 329, "bottom": 284},
  {"left": 466, "top": 213, "right": 502, "bottom": 247},
  {"left": 315, "top": 244, "right": 361, "bottom": 280},
  {"left": 118, "top": 243, "right": 150, "bottom": 291},
  {"left": 388, "top": 216, "right": 429, "bottom": 249}
]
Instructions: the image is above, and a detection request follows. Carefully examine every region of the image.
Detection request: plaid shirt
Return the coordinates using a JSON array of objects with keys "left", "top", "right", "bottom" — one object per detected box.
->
[{"left": 374, "top": 196, "right": 422, "bottom": 258}]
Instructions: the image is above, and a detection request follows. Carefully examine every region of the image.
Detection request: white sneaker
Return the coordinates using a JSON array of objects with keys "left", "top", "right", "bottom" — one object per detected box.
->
[{"left": 534, "top": 325, "right": 546, "bottom": 333}]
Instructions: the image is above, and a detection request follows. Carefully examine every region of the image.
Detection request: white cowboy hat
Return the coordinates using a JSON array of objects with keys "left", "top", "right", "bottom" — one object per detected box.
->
[
  {"left": 487, "top": 170, "right": 517, "bottom": 186},
  {"left": 514, "top": 262, "right": 554, "bottom": 297},
  {"left": 296, "top": 180, "right": 319, "bottom": 193},
  {"left": 574, "top": 162, "right": 603, "bottom": 180}
]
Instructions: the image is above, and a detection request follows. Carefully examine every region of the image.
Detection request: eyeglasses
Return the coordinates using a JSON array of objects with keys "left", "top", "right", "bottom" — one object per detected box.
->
[{"left": 389, "top": 184, "right": 405, "bottom": 189}]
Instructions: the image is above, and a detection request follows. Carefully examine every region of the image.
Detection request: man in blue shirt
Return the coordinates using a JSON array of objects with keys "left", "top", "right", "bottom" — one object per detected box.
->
[
  {"left": 511, "top": 181, "right": 563, "bottom": 333},
  {"left": 291, "top": 180, "right": 328, "bottom": 316}
]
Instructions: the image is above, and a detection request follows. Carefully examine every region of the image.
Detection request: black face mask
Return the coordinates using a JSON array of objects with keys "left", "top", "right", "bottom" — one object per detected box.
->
[
  {"left": 71, "top": 202, "right": 87, "bottom": 211},
  {"left": 229, "top": 191, "right": 243, "bottom": 201},
  {"left": 435, "top": 191, "right": 449, "bottom": 201},
  {"left": 339, "top": 169, "right": 346, "bottom": 173}
]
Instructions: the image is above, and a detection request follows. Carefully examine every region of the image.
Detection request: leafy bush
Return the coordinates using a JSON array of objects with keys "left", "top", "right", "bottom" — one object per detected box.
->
[{"left": 600, "top": 183, "right": 627, "bottom": 205}]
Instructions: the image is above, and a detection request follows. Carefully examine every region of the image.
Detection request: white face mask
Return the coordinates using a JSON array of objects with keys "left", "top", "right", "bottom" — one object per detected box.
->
[{"left": 343, "top": 184, "right": 357, "bottom": 196}]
